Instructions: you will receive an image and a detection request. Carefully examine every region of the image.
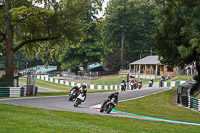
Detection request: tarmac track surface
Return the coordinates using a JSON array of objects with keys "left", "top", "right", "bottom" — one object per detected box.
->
[{"left": 0, "top": 87, "right": 169, "bottom": 116}]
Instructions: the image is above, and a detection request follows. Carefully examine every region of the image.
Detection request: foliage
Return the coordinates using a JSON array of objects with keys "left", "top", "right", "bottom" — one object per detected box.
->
[
  {"left": 37, "top": 0, "right": 104, "bottom": 75},
  {"left": 103, "top": 0, "right": 156, "bottom": 70},
  {"left": 154, "top": 0, "right": 200, "bottom": 83},
  {"left": 0, "top": 0, "right": 92, "bottom": 76}
]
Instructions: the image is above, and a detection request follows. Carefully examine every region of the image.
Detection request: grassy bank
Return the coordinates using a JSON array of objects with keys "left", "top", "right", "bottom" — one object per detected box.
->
[
  {"left": 115, "top": 87, "right": 200, "bottom": 123},
  {"left": 0, "top": 103, "right": 199, "bottom": 133},
  {"left": 91, "top": 75, "right": 161, "bottom": 85},
  {"left": 167, "top": 76, "right": 193, "bottom": 82},
  {"left": 19, "top": 78, "right": 113, "bottom": 96}
]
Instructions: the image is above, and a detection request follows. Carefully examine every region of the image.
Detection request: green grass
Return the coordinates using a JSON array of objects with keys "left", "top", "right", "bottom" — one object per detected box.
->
[
  {"left": 91, "top": 75, "right": 160, "bottom": 85},
  {"left": 115, "top": 87, "right": 200, "bottom": 123},
  {"left": 167, "top": 76, "right": 194, "bottom": 82},
  {"left": 0, "top": 103, "right": 200, "bottom": 133},
  {"left": 19, "top": 78, "right": 113, "bottom": 96}
]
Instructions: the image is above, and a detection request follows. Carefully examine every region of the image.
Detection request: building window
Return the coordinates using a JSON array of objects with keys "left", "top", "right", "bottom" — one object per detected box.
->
[
  {"left": 167, "top": 66, "right": 173, "bottom": 72},
  {"left": 161, "top": 66, "right": 164, "bottom": 71}
]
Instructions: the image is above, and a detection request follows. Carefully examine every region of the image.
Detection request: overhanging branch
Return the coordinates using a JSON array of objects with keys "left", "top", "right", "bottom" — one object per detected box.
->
[{"left": 13, "top": 36, "right": 61, "bottom": 53}]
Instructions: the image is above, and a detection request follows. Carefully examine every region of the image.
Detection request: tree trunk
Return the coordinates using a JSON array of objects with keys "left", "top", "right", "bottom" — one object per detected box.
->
[
  {"left": 121, "top": 31, "right": 125, "bottom": 68},
  {"left": 6, "top": 0, "right": 14, "bottom": 77},
  {"left": 83, "top": 62, "right": 88, "bottom": 76},
  {"left": 120, "top": 0, "right": 127, "bottom": 69}
]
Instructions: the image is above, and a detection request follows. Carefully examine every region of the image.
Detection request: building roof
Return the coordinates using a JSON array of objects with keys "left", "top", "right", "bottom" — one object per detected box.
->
[{"left": 130, "top": 55, "right": 160, "bottom": 65}]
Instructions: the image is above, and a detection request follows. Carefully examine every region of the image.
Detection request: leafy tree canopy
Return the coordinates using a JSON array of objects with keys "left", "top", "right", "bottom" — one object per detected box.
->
[
  {"left": 154, "top": 0, "right": 200, "bottom": 82},
  {"left": 103, "top": 0, "right": 156, "bottom": 71},
  {"left": 0, "top": 0, "right": 95, "bottom": 76},
  {"left": 36, "top": 0, "right": 104, "bottom": 75}
]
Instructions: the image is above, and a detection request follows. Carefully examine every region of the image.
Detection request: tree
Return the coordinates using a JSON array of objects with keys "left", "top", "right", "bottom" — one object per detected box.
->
[
  {"left": 36, "top": 0, "right": 104, "bottom": 75},
  {"left": 0, "top": 0, "right": 91, "bottom": 77},
  {"left": 103, "top": 0, "right": 156, "bottom": 71},
  {"left": 154, "top": 0, "right": 200, "bottom": 83}
]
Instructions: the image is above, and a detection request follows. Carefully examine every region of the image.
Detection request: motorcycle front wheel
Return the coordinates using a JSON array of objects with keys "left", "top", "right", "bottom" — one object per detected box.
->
[
  {"left": 69, "top": 95, "right": 73, "bottom": 101},
  {"left": 74, "top": 99, "right": 81, "bottom": 107},
  {"left": 106, "top": 104, "right": 114, "bottom": 114}
]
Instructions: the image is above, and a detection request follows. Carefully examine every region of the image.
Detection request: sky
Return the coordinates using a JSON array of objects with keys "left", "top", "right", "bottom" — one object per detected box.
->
[{"left": 98, "top": 0, "right": 109, "bottom": 18}]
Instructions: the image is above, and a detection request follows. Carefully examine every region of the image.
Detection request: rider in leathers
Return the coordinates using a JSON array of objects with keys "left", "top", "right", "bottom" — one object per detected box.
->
[
  {"left": 102, "top": 92, "right": 119, "bottom": 106},
  {"left": 79, "top": 84, "right": 87, "bottom": 101},
  {"left": 69, "top": 85, "right": 79, "bottom": 98}
]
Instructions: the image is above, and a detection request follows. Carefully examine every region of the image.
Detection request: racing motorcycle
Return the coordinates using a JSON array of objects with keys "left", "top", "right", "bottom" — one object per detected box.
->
[
  {"left": 138, "top": 82, "right": 142, "bottom": 89},
  {"left": 74, "top": 93, "right": 86, "bottom": 107},
  {"left": 100, "top": 98, "right": 117, "bottom": 114},
  {"left": 130, "top": 82, "right": 136, "bottom": 90},
  {"left": 69, "top": 89, "right": 78, "bottom": 101},
  {"left": 121, "top": 82, "right": 126, "bottom": 91}
]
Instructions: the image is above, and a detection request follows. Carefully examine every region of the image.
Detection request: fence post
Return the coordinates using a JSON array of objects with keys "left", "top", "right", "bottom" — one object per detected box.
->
[
  {"left": 188, "top": 89, "right": 191, "bottom": 108},
  {"left": 198, "top": 99, "right": 200, "bottom": 112}
]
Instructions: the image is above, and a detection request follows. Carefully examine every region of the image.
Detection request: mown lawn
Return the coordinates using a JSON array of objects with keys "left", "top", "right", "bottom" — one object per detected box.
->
[
  {"left": 167, "top": 76, "right": 194, "bottom": 82},
  {"left": 19, "top": 78, "right": 114, "bottom": 96},
  {"left": 91, "top": 75, "right": 161, "bottom": 85},
  {"left": 0, "top": 103, "right": 199, "bottom": 133},
  {"left": 115, "top": 87, "right": 200, "bottom": 124}
]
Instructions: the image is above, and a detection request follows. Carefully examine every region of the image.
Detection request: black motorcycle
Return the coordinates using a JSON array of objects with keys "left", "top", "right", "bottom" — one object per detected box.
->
[
  {"left": 74, "top": 93, "right": 86, "bottom": 107},
  {"left": 100, "top": 98, "right": 117, "bottom": 113},
  {"left": 69, "top": 89, "right": 78, "bottom": 101}
]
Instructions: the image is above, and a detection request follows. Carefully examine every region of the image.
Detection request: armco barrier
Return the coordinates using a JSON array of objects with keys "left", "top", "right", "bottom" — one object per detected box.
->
[
  {"left": 161, "top": 81, "right": 187, "bottom": 87},
  {"left": 35, "top": 75, "right": 121, "bottom": 90},
  {"left": 188, "top": 96, "right": 200, "bottom": 112},
  {"left": 0, "top": 87, "right": 25, "bottom": 97}
]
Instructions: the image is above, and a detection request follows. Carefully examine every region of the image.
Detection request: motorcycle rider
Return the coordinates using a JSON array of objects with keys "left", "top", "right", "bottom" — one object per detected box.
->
[
  {"left": 78, "top": 84, "right": 87, "bottom": 101},
  {"left": 102, "top": 91, "right": 119, "bottom": 107},
  {"left": 69, "top": 85, "right": 79, "bottom": 97},
  {"left": 121, "top": 79, "right": 126, "bottom": 91},
  {"left": 130, "top": 78, "right": 136, "bottom": 90},
  {"left": 138, "top": 80, "right": 142, "bottom": 89}
]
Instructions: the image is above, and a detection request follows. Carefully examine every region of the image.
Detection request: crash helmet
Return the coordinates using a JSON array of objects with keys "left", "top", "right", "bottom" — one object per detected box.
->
[
  {"left": 83, "top": 83, "right": 87, "bottom": 88},
  {"left": 114, "top": 91, "right": 119, "bottom": 96}
]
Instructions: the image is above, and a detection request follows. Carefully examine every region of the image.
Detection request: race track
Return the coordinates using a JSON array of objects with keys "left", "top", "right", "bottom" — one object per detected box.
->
[{"left": 0, "top": 87, "right": 169, "bottom": 116}]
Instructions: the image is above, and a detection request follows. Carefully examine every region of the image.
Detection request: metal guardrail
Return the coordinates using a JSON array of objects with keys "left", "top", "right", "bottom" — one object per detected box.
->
[{"left": 188, "top": 96, "right": 200, "bottom": 111}]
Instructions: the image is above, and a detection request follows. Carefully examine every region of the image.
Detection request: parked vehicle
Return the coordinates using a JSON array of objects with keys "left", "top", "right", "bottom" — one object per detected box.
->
[{"left": 100, "top": 98, "right": 117, "bottom": 113}]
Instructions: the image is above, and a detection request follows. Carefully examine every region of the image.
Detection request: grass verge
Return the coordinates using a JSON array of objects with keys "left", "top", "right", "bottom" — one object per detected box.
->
[
  {"left": 167, "top": 76, "right": 193, "bottom": 82},
  {"left": 0, "top": 103, "right": 200, "bottom": 133},
  {"left": 115, "top": 87, "right": 200, "bottom": 123},
  {"left": 19, "top": 78, "right": 114, "bottom": 97},
  {"left": 91, "top": 75, "right": 161, "bottom": 85}
]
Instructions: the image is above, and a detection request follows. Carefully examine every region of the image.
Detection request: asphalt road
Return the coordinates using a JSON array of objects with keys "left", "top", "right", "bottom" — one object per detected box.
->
[
  {"left": 1, "top": 87, "right": 199, "bottom": 126},
  {"left": 0, "top": 87, "right": 169, "bottom": 115}
]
